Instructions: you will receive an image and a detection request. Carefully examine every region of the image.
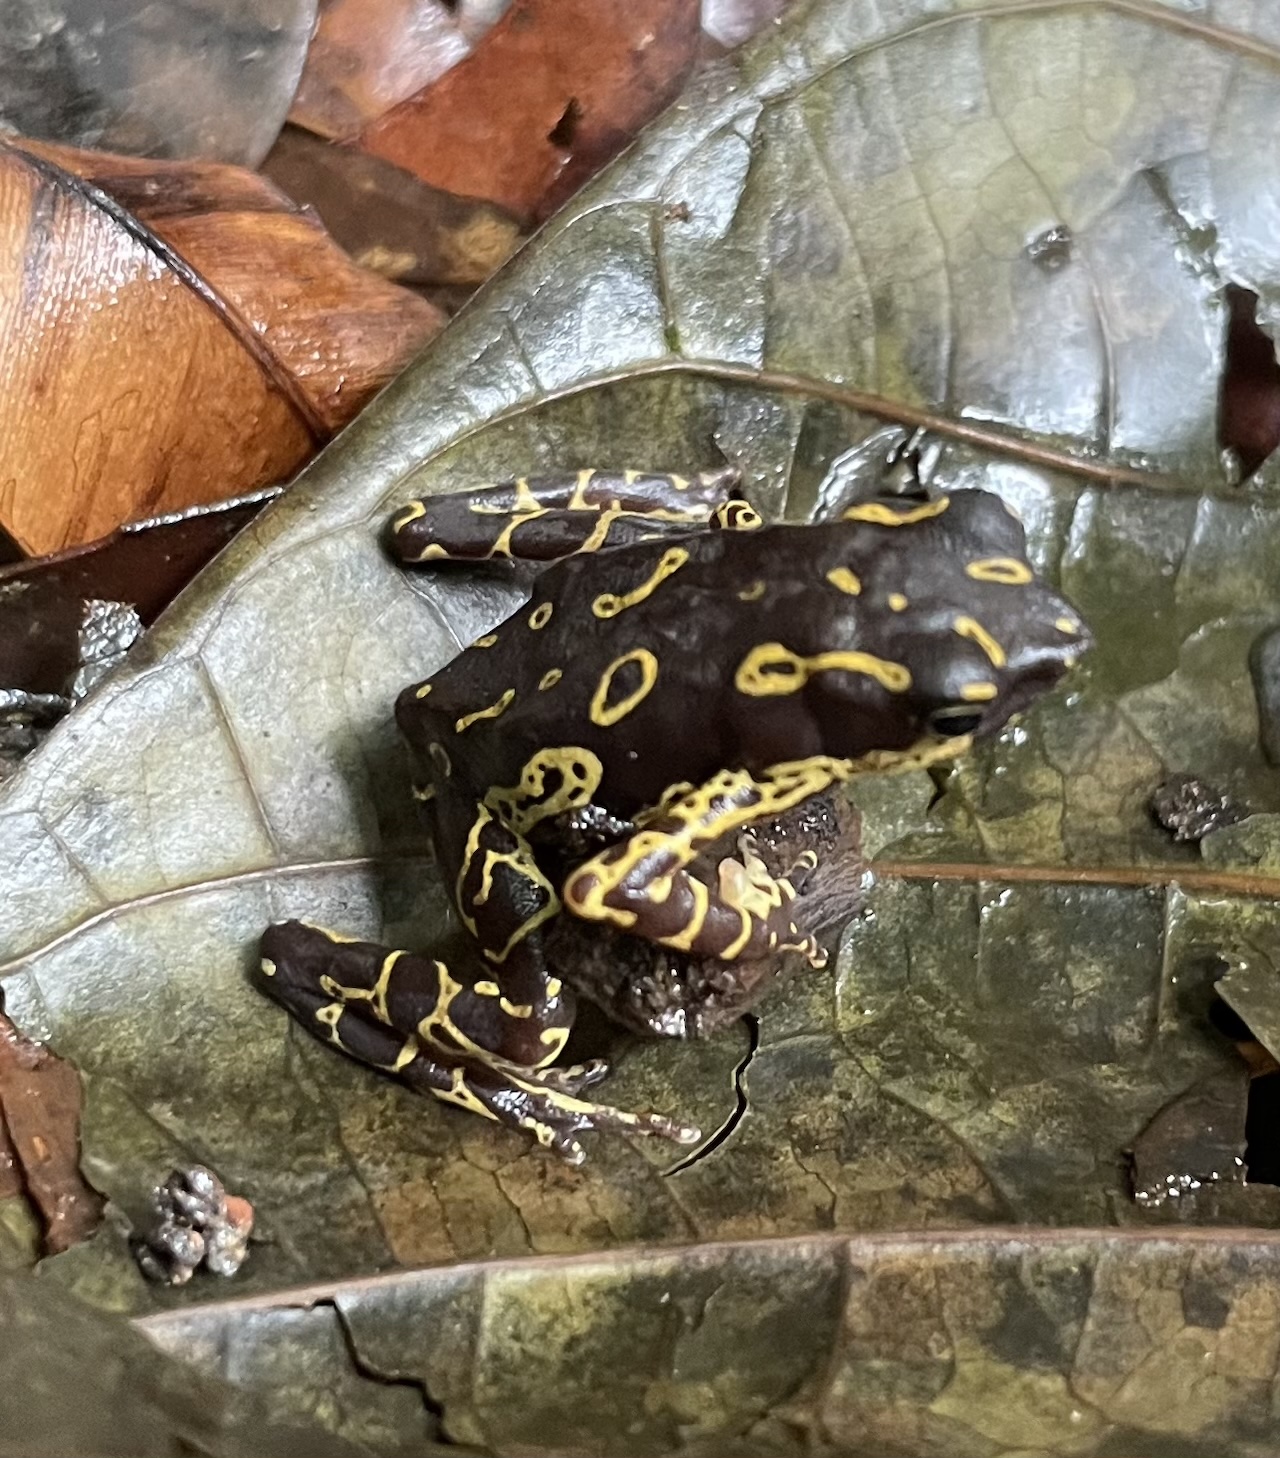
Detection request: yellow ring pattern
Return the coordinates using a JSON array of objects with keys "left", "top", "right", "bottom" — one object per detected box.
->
[{"left": 590, "top": 649, "right": 659, "bottom": 726}]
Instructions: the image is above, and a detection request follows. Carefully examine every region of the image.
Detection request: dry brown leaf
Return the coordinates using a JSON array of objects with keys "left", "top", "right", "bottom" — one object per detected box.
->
[
  {"left": 0, "top": 139, "right": 444, "bottom": 555},
  {"left": 0, "top": 1008, "right": 102, "bottom": 1254},
  {"left": 289, "top": 0, "right": 474, "bottom": 142},
  {"left": 358, "top": 0, "right": 702, "bottom": 223},
  {"left": 263, "top": 126, "right": 524, "bottom": 290}
]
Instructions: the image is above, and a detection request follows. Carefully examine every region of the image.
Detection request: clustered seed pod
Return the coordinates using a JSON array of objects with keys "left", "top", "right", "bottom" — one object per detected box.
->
[{"left": 132, "top": 1165, "right": 254, "bottom": 1285}]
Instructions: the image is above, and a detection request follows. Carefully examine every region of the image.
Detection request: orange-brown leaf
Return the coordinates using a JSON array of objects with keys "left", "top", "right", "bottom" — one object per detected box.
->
[
  {"left": 0, "top": 1009, "right": 103, "bottom": 1255},
  {"left": 358, "top": 0, "right": 702, "bottom": 223},
  {"left": 290, "top": 0, "right": 474, "bottom": 141},
  {"left": 0, "top": 139, "right": 443, "bottom": 554}
]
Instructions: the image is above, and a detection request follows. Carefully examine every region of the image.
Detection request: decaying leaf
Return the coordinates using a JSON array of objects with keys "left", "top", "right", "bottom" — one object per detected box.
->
[
  {"left": 138, "top": 1231, "right": 1280, "bottom": 1457},
  {"left": 0, "top": 1267, "right": 432, "bottom": 1457},
  {"left": 0, "top": 1005, "right": 102, "bottom": 1254},
  {"left": 288, "top": 0, "right": 476, "bottom": 141},
  {"left": 0, "top": 138, "right": 442, "bottom": 554},
  {"left": 0, "top": 14, "right": 1279, "bottom": 1458},
  {"left": 263, "top": 126, "right": 525, "bottom": 291},
  {"left": 358, "top": 0, "right": 703, "bottom": 222}
]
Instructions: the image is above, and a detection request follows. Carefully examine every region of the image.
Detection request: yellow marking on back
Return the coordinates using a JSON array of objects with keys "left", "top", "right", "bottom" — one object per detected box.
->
[
  {"left": 500, "top": 998, "right": 534, "bottom": 1018},
  {"left": 473, "top": 633, "right": 499, "bottom": 648},
  {"left": 392, "top": 500, "right": 427, "bottom": 532},
  {"left": 953, "top": 615, "right": 1007, "bottom": 668},
  {"left": 416, "top": 543, "right": 449, "bottom": 561},
  {"left": 669, "top": 474, "right": 691, "bottom": 491},
  {"left": 412, "top": 782, "right": 436, "bottom": 802},
  {"left": 546, "top": 978, "right": 562, "bottom": 998},
  {"left": 538, "top": 668, "right": 563, "bottom": 691},
  {"left": 960, "top": 681, "right": 999, "bottom": 702},
  {"left": 260, "top": 957, "right": 277, "bottom": 978},
  {"left": 623, "top": 469, "right": 640, "bottom": 486},
  {"left": 1056, "top": 615, "right": 1080, "bottom": 635},
  {"left": 475, "top": 980, "right": 500, "bottom": 996},
  {"left": 842, "top": 497, "right": 949, "bottom": 526},
  {"left": 888, "top": 592, "right": 909, "bottom": 612},
  {"left": 735, "top": 643, "right": 911, "bottom": 696},
  {"left": 966, "top": 557, "right": 1033, "bottom": 585},
  {"left": 529, "top": 601, "right": 554, "bottom": 630},
  {"left": 592, "top": 546, "right": 689, "bottom": 618},
  {"left": 825, "top": 567, "right": 861, "bottom": 596},
  {"left": 456, "top": 688, "right": 515, "bottom": 732},
  {"left": 514, "top": 477, "right": 539, "bottom": 511},
  {"left": 590, "top": 649, "right": 659, "bottom": 726},
  {"left": 737, "top": 580, "right": 767, "bottom": 602},
  {"left": 414, "top": 682, "right": 432, "bottom": 698}
]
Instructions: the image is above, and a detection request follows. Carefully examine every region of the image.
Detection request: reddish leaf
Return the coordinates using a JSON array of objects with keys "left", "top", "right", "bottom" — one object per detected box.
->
[
  {"left": 358, "top": 0, "right": 702, "bottom": 223},
  {"left": 0, "top": 1009, "right": 103, "bottom": 1255},
  {"left": 290, "top": 0, "right": 474, "bottom": 142}
]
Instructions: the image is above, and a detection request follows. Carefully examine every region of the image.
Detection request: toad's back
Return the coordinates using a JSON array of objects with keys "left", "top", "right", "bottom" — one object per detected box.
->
[{"left": 398, "top": 492, "right": 1084, "bottom": 817}]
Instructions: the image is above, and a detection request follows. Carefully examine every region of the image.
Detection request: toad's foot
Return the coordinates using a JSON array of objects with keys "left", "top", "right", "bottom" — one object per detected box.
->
[{"left": 443, "top": 1061, "right": 701, "bottom": 1166}]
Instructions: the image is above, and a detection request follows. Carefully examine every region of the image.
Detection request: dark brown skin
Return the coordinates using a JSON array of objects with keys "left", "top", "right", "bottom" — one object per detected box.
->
[{"left": 258, "top": 468, "right": 1090, "bottom": 1164}]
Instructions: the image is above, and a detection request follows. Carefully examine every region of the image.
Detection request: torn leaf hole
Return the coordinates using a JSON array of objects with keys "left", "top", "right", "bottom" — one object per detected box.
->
[
  {"left": 1245, "top": 1071, "right": 1280, "bottom": 1187},
  {"left": 548, "top": 98, "right": 582, "bottom": 148},
  {"left": 1219, "top": 285, "right": 1280, "bottom": 481}
]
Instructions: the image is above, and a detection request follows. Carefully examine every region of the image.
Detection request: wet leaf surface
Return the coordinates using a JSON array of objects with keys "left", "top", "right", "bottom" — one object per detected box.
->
[
  {"left": 139, "top": 1230, "right": 1280, "bottom": 1457},
  {"left": 0, "top": 0, "right": 318, "bottom": 167},
  {"left": 0, "top": 1267, "right": 442, "bottom": 1456},
  {"left": 6, "top": 0, "right": 1280, "bottom": 1448}
]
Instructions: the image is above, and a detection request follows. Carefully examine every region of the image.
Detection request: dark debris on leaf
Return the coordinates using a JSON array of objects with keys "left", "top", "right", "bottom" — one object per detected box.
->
[
  {"left": 1150, "top": 774, "right": 1243, "bottom": 843},
  {"left": 133, "top": 1165, "right": 254, "bottom": 1286}
]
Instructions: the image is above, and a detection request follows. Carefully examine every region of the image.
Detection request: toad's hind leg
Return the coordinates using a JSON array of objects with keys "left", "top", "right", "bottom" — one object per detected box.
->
[
  {"left": 388, "top": 466, "right": 759, "bottom": 564},
  {"left": 257, "top": 923, "right": 699, "bottom": 1166},
  {"left": 563, "top": 764, "right": 847, "bottom": 965}
]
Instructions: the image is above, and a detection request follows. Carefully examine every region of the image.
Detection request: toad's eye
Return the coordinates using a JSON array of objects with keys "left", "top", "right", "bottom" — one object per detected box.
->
[{"left": 929, "top": 706, "right": 984, "bottom": 738}]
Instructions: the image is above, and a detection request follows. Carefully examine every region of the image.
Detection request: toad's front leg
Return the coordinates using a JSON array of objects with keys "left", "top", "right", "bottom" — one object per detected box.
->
[
  {"left": 563, "top": 764, "right": 849, "bottom": 965},
  {"left": 256, "top": 923, "right": 699, "bottom": 1166}
]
